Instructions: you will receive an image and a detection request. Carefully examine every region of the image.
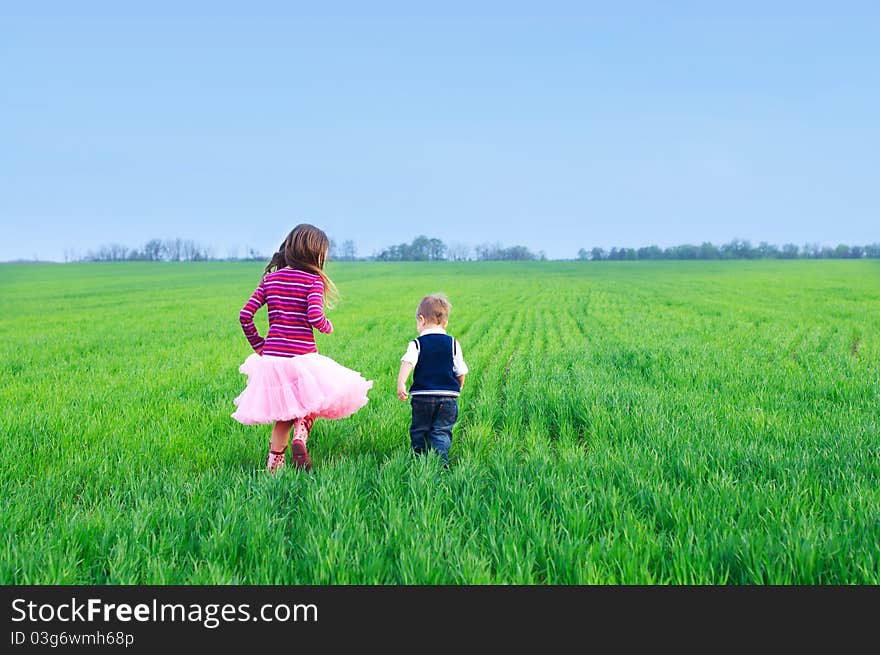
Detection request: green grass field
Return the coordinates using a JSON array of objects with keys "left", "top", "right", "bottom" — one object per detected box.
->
[{"left": 1, "top": 260, "right": 878, "bottom": 584}]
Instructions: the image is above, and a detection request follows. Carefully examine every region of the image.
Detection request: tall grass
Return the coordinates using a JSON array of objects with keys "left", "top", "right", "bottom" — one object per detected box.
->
[{"left": 1, "top": 260, "right": 878, "bottom": 583}]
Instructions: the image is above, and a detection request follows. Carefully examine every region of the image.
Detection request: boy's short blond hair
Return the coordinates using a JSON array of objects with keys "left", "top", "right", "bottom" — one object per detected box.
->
[{"left": 417, "top": 294, "right": 451, "bottom": 326}]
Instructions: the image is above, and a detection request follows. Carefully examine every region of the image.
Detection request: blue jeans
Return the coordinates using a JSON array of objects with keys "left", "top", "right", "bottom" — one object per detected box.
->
[{"left": 409, "top": 395, "right": 458, "bottom": 464}]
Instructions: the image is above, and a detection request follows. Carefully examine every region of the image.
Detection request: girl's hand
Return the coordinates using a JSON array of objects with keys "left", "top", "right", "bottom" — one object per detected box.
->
[
  {"left": 256, "top": 346, "right": 264, "bottom": 355},
  {"left": 397, "top": 386, "right": 408, "bottom": 401}
]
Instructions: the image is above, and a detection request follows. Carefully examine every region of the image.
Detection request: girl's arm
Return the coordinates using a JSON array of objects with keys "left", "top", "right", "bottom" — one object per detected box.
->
[
  {"left": 239, "top": 281, "right": 267, "bottom": 352},
  {"left": 307, "top": 279, "right": 333, "bottom": 334}
]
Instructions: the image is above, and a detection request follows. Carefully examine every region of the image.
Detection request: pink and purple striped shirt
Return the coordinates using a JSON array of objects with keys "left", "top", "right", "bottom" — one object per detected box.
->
[{"left": 239, "top": 267, "right": 333, "bottom": 357}]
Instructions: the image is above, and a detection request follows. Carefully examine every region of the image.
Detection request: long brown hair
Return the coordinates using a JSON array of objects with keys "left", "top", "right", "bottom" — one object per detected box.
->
[{"left": 265, "top": 224, "right": 339, "bottom": 308}]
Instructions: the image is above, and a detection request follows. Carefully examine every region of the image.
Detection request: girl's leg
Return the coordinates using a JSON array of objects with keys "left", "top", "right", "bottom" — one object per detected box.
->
[
  {"left": 290, "top": 417, "right": 312, "bottom": 471},
  {"left": 302, "top": 415, "right": 315, "bottom": 441},
  {"left": 267, "top": 420, "right": 294, "bottom": 473},
  {"left": 270, "top": 420, "right": 294, "bottom": 452}
]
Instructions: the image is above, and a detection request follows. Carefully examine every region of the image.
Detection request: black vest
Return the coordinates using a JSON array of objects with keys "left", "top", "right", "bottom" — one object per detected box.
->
[{"left": 410, "top": 333, "right": 460, "bottom": 396}]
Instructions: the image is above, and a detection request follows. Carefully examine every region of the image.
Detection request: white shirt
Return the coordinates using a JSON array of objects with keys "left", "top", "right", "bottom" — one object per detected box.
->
[{"left": 401, "top": 327, "right": 469, "bottom": 376}]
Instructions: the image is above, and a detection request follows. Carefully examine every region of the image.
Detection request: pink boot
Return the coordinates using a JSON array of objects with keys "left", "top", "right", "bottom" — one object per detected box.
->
[
  {"left": 290, "top": 418, "right": 312, "bottom": 471},
  {"left": 266, "top": 449, "right": 286, "bottom": 473}
]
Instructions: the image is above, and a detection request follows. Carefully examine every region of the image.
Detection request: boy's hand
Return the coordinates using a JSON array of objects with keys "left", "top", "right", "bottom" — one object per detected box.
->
[{"left": 397, "top": 386, "right": 408, "bottom": 401}]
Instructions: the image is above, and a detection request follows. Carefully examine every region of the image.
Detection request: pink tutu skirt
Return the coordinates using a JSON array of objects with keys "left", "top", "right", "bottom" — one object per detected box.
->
[{"left": 232, "top": 353, "right": 373, "bottom": 425}]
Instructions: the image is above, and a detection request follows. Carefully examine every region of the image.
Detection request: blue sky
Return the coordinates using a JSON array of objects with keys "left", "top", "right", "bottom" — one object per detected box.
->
[{"left": 2, "top": 2, "right": 878, "bottom": 261}]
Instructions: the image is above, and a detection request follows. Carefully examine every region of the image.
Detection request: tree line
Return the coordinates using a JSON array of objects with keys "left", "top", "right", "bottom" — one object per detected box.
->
[
  {"left": 69, "top": 235, "right": 537, "bottom": 262},
  {"left": 66, "top": 236, "right": 880, "bottom": 263},
  {"left": 68, "top": 239, "right": 265, "bottom": 262},
  {"left": 374, "top": 236, "right": 543, "bottom": 261},
  {"left": 578, "top": 240, "right": 880, "bottom": 261}
]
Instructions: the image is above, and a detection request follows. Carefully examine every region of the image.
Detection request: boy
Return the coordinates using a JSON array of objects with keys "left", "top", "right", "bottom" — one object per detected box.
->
[{"left": 397, "top": 294, "right": 468, "bottom": 466}]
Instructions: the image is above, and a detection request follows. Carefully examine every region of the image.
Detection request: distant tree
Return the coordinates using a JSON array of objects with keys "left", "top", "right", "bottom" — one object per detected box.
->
[
  {"left": 503, "top": 245, "right": 536, "bottom": 260},
  {"left": 341, "top": 240, "right": 357, "bottom": 261},
  {"left": 428, "top": 238, "right": 446, "bottom": 261},
  {"left": 679, "top": 243, "right": 700, "bottom": 259},
  {"left": 469, "top": 241, "right": 538, "bottom": 261},
  {"left": 577, "top": 248, "right": 589, "bottom": 261},
  {"left": 447, "top": 242, "right": 471, "bottom": 261},
  {"left": 697, "top": 242, "right": 720, "bottom": 259},
  {"left": 108, "top": 243, "right": 128, "bottom": 261},
  {"left": 719, "top": 239, "right": 755, "bottom": 259},
  {"left": 143, "top": 239, "right": 163, "bottom": 261},
  {"left": 410, "top": 236, "right": 430, "bottom": 261},
  {"left": 198, "top": 244, "right": 214, "bottom": 261},
  {"left": 637, "top": 245, "right": 664, "bottom": 260},
  {"left": 756, "top": 241, "right": 779, "bottom": 258},
  {"left": 834, "top": 244, "right": 851, "bottom": 259},
  {"left": 162, "top": 239, "right": 183, "bottom": 262},
  {"left": 181, "top": 240, "right": 199, "bottom": 262},
  {"left": 85, "top": 243, "right": 129, "bottom": 261},
  {"left": 864, "top": 243, "right": 880, "bottom": 258},
  {"left": 781, "top": 243, "right": 799, "bottom": 259},
  {"left": 590, "top": 247, "right": 606, "bottom": 261},
  {"left": 474, "top": 242, "right": 501, "bottom": 261},
  {"left": 801, "top": 242, "right": 820, "bottom": 259},
  {"left": 670, "top": 244, "right": 699, "bottom": 260},
  {"left": 376, "top": 235, "right": 446, "bottom": 261}
]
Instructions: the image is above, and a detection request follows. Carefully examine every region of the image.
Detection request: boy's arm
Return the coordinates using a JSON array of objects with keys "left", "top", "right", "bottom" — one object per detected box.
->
[
  {"left": 397, "top": 362, "right": 414, "bottom": 401},
  {"left": 452, "top": 339, "right": 468, "bottom": 391},
  {"left": 398, "top": 339, "right": 419, "bottom": 400}
]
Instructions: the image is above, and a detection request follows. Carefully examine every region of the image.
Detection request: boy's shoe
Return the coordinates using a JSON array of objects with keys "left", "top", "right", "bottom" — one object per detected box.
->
[
  {"left": 266, "top": 449, "right": 286, "bottom": 473},
  {"left": 290, "top": 418, "right": 312, "bottom": 471}
]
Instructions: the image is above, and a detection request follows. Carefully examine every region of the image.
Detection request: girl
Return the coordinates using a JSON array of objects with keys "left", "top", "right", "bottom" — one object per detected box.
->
[{"left": 232, "top": 223, "right": 372, "bottom": 472}]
